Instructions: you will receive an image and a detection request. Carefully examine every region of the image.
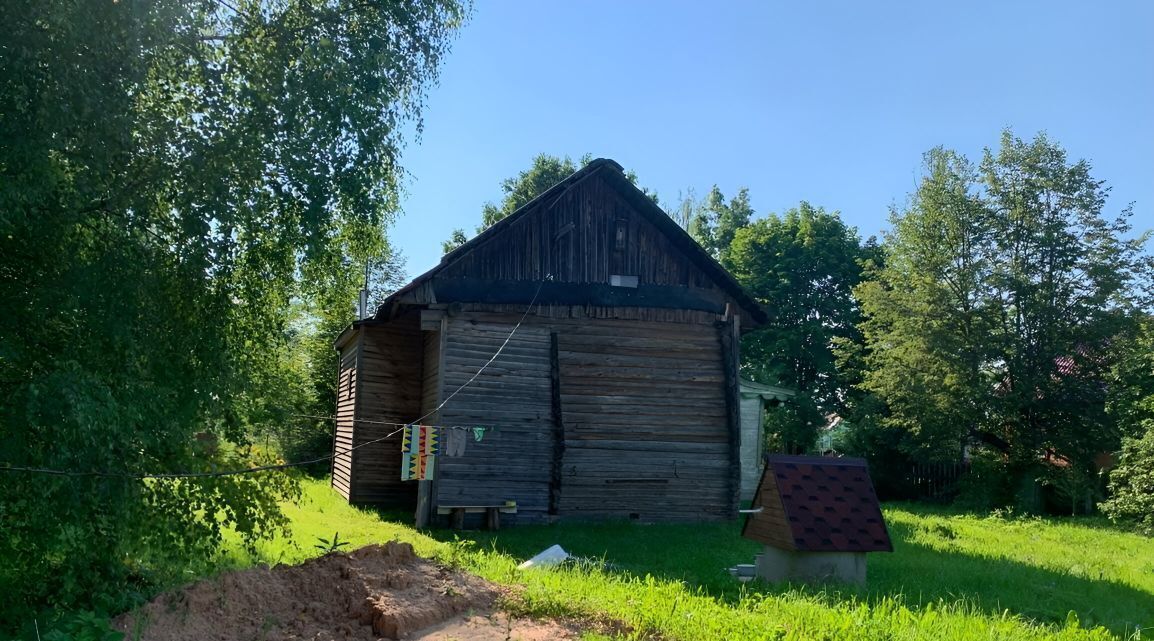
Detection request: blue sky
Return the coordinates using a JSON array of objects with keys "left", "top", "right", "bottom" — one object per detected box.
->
[{"left": 391, "top": 1, "right": 1154, "bottom": 278}]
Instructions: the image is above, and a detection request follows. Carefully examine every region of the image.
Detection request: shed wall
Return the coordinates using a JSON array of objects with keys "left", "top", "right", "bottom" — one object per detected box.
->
[
  {"left": 739, "top": 396, "right": 763, "bottom": 501},
  {"left": 344, "top": 315, "right": 422, "bottom": 506},
  {"left": 331, "top": 340, "right": 359, "bottom": 500}
]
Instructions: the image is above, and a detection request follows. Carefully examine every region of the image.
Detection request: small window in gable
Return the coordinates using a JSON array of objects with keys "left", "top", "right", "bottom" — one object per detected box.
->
[{"left": 614, "top": 219, "right": 628, "bottom": 250}]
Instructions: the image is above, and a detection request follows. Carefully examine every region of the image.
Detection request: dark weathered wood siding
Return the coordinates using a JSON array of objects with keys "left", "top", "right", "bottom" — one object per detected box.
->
[
  {"left": 331, "top": 338, "right": 359, "bottom": 501},
  {"left": 427, "top": 310, "right": 734, "bottom": 522},
  {"left": 388, "top": 170, "right": 756, "bottom": 325},
  {"left": 337, "top": 314, "right": 422, "bottom": 506},
  {"left": 433, "top": 317, "right": 555, "bottom": 522},
  {"left": 556, "top": 317, "right": 730, "bottom": 520},
  {"left": 343, "top": 162, "right": 755, "bottom": 521}
]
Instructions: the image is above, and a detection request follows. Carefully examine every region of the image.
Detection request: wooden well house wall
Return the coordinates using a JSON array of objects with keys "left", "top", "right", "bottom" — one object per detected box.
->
[{"left": 333, "top": 159, "right": 766, "bottom": 525}]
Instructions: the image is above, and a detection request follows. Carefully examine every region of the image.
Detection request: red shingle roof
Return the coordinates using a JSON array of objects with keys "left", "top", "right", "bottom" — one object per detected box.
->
[{"left": 742, "top": 455, "right": 892, "bottom": 553}]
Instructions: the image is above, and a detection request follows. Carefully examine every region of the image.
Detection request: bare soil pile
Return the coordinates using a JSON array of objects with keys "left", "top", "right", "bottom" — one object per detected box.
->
[{"left": 115, "top": 541, "right": 504, "bottom": 640}]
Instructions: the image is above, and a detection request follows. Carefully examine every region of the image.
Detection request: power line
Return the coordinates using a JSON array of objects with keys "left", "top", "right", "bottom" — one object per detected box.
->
[
  {"left": 411, "top": 279, "right": 544, "bottom": 426},
  {"left": 0, "top": 283, "right": 545, "bottom": 481}
]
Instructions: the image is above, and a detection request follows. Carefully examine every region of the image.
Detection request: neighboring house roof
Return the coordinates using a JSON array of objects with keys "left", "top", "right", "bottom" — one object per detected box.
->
[
  {"left": 739, "top": 378, "right": 795, "bottom": 403},
  {"left": 743, "top": 455, "right": 893, "bottom": 553},
  {"left": 375, "top": 158, "right": 768, "bottom": 324}
]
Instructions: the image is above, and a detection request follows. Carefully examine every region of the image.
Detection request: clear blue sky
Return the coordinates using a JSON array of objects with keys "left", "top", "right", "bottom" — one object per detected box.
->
[{"left": 392, "top": 1, "right": 1154, "bottom": 278}]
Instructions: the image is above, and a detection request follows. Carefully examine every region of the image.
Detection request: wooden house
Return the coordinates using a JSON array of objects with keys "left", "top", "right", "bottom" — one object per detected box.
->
[
  {"left": 742, "top": 455, "right": 892, "bottom": 584},
  {"left": 332, "top": 158, "right": 767, "bottom": 526}
]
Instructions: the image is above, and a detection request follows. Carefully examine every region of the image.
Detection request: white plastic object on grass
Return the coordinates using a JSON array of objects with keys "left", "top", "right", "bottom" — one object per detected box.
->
[{"left": 517, "top": 544, "right": 569, "bottom": 570}]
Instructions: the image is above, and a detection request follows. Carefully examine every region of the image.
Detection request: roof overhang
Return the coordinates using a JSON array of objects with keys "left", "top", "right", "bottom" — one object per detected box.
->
[{"left": 739, "top": 378, "right": 796, "bottom": 402}]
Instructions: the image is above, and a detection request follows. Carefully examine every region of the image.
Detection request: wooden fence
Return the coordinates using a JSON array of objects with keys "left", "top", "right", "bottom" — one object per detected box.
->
[{"left": 908, "top": 460, "right": 970, "bottom": 501}]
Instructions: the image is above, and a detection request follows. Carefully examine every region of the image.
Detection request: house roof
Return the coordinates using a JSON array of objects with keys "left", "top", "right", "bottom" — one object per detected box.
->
[
  {"left": 742, "top": 455, "right": 892, "bottom": 553},
  {"left": 376, "top": 158, "right": 768, "bottom": 324}
]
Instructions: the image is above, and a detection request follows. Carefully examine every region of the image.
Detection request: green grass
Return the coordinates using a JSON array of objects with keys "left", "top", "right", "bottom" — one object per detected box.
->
[{"left": 218, "top": 479, "right": 1153, "bottom": 641}]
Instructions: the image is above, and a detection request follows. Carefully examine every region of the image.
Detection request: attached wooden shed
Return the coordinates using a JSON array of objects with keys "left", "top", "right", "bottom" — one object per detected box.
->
[
  {"left": 738, "top": 379, "right": 795, "bottom": 501},
  {"left": 742, "top": 455, "right": 892, "bottom": 584},
  {"left": 332, "top": 158, "right": 767, "bottom": 526}
]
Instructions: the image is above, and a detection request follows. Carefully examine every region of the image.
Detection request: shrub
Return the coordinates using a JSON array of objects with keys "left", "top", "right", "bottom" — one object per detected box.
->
[{"left": 1100, "top": 426, "right": 1154, "bottom": 534}]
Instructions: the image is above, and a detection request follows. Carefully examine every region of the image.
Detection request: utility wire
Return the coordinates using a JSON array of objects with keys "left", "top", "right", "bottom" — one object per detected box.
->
[{"left": 0, "top": 281, "right": 545, "bottom": 481}]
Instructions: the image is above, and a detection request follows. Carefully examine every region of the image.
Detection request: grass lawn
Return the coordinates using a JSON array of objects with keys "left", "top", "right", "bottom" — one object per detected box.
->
[{"left": 220, "top": 478, "right": 1153, "bottom": 641}]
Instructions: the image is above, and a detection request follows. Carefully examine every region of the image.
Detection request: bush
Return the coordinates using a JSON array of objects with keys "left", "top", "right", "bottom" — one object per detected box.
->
[
  {"left": 955, "top": 449, "right": 1013, "bottom": 511},
  {"left": 1100, "top": 427, "right": 1154, "bottom": 534}
]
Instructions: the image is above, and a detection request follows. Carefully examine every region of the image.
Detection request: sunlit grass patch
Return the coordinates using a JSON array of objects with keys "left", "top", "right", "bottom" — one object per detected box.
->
[{"left": 216, "top": 478, "right": 1152, "bottom": 640}]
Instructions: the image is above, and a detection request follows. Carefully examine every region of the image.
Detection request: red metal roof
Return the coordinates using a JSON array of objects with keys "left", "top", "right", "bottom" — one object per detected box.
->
[{"left": 743, "top": 455, "right": 893, "bottom": 553}]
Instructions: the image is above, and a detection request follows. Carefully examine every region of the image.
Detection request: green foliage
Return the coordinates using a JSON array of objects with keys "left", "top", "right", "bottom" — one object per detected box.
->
[
  {"left": 955, "top": 450, "right": 1015, "bottom": 511},
  {"left": 851, "top": 132, "right": 1151, "bottom": 505},
  {"left": 1101, "top": 426, "right": 1154, "bottom": 534},
  {"left": 687, "top": 186, "right": 754, "bottom": 266},
  {"left": 441, "top": 228, "right": 470, "bottom": 254},
  {"left": 38, "top": 611, "right": 122, "bottom": 641},
  {"left": 761, "top": 393, "right": 824, "bottom": 455},
  {"left": 0, "top": 0, "right": 466, "bottom": 628},
  {"left": 728, "top": 203, "right": 875, "bottom": 403},
  {"left": 719, "top": 202, "right": 877, "bottom": 452},
  {"left": 1100, "top": 317, "right": 1154, "bottom": 532},
  {"left": 313, "top": 531, "right": 350, "bottom": 554},
  {"left": 482, "top": 154, "right": 589, "bottom": 229},
  {"left": 269, "top": 247, "right": 408, "bottom": 474}
]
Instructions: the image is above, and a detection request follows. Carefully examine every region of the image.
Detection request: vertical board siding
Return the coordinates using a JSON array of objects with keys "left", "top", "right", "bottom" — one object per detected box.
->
[
  {"left": 347, "top": 314, "right": 422, "bottom": 506},
  {"left": 739, "top": 396, "right": 764, "bottom": 501},
  {"left": 420, "top": 330, "right": 441, "bottom": 419},
  {"left": 437, "top": 173, "right": 741, "bottom": 311}
]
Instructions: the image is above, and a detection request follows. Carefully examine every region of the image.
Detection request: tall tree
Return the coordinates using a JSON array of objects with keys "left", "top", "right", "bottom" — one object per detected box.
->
[
  {"left": 853, "top": 132, "right": 1151, "bottom": 507},
  {"left": 688, "top": 185, "right": 754, "bottom": 267},
  {"left": 727, "top": 203, "right": 875, "bottom": 452},
  {"left": 853, "top": 148, "right": 994, "bottom": 460},
  {"left": 444, "top": 154, "right": 585, "bottom": 253},
  {"left": 0, "top": 0, "right": 466, "bottom": 622}
]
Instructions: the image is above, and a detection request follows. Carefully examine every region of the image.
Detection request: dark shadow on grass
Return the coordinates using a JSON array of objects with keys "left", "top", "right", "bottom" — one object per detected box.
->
[{"left": 425, "top": 518, "right": 1153, "bottom": 637}]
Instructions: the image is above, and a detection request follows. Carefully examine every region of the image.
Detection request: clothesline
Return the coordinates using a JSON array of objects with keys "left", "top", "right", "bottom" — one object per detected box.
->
[{"left": 293, "top": 413, "right": 495, "bottom": 432}]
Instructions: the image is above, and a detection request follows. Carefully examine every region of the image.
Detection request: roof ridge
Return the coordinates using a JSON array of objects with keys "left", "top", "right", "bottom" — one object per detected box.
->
[{"left": 376, "top": 158, "right": 768, "bottom": 324}]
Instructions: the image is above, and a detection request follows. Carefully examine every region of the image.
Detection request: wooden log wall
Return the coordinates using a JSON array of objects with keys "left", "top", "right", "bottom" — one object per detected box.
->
[
  {"left": 432, "top": 318, "right": 555, "bottom": 523},
  {"left": 557, "top": 317, "right": 730, "bottom": 521},
  {"left": 430, "top": 309, "right": 735, "bottom": 522},
  {"left": 344, "top": 314, "right": 422, "bottom": 506},
  {"left": 718, "top": 316, "right": 743, "bottom": 514}
]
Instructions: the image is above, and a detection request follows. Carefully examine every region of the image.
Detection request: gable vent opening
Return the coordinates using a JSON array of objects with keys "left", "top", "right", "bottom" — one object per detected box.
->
[{"left": 610, "top": 274, "right": 638, "bottom": 288}]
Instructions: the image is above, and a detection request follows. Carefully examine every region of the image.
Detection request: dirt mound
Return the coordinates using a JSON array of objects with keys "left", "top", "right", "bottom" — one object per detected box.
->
[{"left": 115, "top": 541, "right": 500, "bottom": 640}]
